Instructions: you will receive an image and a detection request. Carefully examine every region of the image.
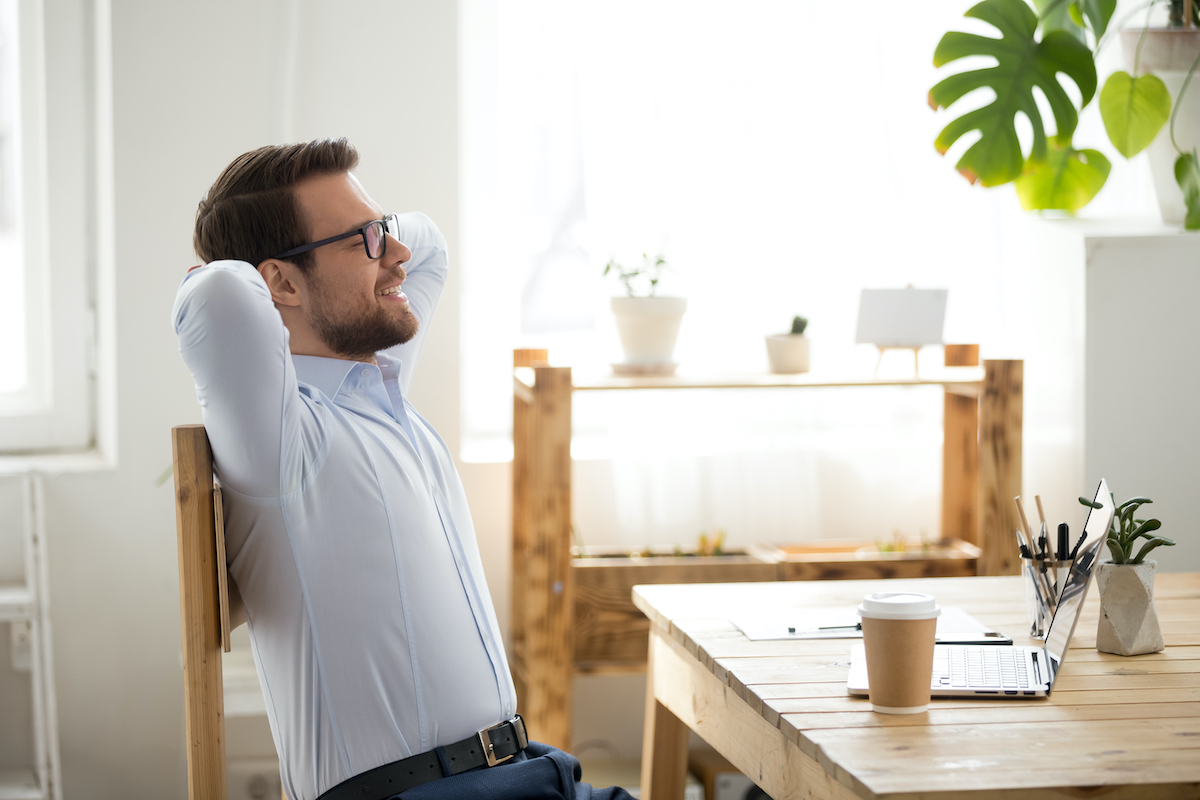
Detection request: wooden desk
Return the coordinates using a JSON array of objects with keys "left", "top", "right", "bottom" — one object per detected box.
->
[{"left": 633, "top": 574, "right": 1200, "bottom": 800}]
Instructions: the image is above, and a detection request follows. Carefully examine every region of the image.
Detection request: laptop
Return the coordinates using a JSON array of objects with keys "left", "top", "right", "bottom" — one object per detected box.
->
[{"left": 847, "top": 479, "right": 1114, "bottom": 699}]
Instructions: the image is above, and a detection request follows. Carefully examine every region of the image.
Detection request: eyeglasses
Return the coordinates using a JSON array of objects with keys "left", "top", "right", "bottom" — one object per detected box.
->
[{"left": 273, "top": 214, "right": 401, "bottom": 261}]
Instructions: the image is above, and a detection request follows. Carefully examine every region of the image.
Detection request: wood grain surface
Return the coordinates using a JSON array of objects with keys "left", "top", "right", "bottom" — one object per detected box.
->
[{"left": 637, "top": 573, "right": 1200, "bottom": 800}]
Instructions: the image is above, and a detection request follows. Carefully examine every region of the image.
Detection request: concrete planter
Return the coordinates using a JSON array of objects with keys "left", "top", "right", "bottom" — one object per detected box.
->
[
  {"left": 1096, "top": 559, "right": 1165, "bottom": 656},
  {"left": 765, "top": 333, "right": 810, "bottom": 374}
]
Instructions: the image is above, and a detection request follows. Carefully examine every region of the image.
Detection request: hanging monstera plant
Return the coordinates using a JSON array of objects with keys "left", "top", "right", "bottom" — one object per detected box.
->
[{"left": 931, "top": 0, "right": 1194, "bottom": 221}]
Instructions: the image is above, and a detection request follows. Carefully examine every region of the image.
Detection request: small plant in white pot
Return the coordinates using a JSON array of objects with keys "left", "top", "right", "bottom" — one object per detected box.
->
[
  {"left": 1079, "top": 493, "right": 1176, "bottom": 656},
  {"left": 603, "top": 252, "right": 686, "bottom": 375},
  {"left": 765, "top": 315, "right": 810, "bottom": 374}
]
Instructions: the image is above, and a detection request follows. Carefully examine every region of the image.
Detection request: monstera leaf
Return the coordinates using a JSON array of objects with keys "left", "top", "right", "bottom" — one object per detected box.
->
[
  {"left": 1070, "top": 0, "right": 1116, "bottom": 37},
  {"left": 1014, "top": 140, "right": 1110, "bottom": 211},
  {"left": 1100, "top": 71, "right": 1171, "bottom": 158},
  {"left": 931, "top": 0, "right": 1098, "bottom": 187},
  {"left": 1174, "top": 151, "right": 1200, "bottom": 230}
]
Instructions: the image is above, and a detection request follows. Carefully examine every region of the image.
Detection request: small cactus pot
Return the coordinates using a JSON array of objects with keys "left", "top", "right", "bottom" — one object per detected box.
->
[
  {"left": 1095, "top": 559, "right": 1165, "bottom": 656},
  {"left": 765, "top": 333, "right": 810, "bottom": 374}
]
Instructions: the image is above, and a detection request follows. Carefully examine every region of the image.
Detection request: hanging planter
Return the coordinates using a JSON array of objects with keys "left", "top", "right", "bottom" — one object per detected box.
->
[{"left": 1120, "top": 28, "right": 1200, "bottom": 225}]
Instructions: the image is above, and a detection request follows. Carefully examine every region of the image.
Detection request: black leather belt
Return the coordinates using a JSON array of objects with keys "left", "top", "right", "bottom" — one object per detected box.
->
[{"left": 317, "top": 716, "right": 529, "bottom": 800}]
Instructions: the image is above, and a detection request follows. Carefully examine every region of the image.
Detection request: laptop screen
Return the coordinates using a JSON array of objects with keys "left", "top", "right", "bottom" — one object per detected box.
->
[{"left": 1042, "top": 479, "right": 1115, "bottom": 687}]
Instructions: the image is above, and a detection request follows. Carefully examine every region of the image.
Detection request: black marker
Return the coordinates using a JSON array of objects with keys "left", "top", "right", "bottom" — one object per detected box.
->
[{"left": 1057, "top": 523, "right": 1069, "bottom": 562}]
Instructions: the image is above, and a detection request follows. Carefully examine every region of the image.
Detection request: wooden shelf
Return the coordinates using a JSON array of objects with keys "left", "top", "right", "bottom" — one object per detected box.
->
[
  {"left": 516, "top": 366, "right": 984, "bottom": 396},
  {"left": 0, "top": 769, "right": 43, "bottom": 800},
  {"left": 0, "top": 585, "right": 34, "bottom": 622},
  {"left": 509, "top": 348, "right": 1023, "bottom": 753}
]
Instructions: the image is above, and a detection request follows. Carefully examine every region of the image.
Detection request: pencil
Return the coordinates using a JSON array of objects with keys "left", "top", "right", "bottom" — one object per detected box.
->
[{"left": 1014, "top": 496, "right": 1034, "bottom": 543}]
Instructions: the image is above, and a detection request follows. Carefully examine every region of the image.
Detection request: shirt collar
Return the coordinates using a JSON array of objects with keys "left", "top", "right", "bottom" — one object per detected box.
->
[{"left": 291, "top": 352, "right": 404, "bottom": 400}]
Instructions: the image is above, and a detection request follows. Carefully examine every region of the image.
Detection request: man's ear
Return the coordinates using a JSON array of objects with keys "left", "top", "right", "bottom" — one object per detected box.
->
[{"left": 258, "top": 259, "right": 305, "bottom": 308}]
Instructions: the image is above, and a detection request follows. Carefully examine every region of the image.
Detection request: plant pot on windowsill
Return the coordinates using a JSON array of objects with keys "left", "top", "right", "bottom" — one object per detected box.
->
[
  {"left": 1080, "top": 492, "right": 1176, "bottom": 656},
  {"left": 765, "top": 315, "right": 810, "bottom": 374},
  {"left": 610, "top": 296, "right": 687, "bottom": 373},
  {"left": 603, "top": 253, "right": 686, "bottom": 375}
]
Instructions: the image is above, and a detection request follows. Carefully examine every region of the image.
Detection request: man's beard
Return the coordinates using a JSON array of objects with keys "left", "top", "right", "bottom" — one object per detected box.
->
[{"left": 307, "top": 275, "right": 419, "bottom": 361}]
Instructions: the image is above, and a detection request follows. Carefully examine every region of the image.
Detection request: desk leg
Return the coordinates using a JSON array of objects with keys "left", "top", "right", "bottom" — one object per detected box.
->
[{"left": 641, "top": 628, "right": 690, "bottom": 800}]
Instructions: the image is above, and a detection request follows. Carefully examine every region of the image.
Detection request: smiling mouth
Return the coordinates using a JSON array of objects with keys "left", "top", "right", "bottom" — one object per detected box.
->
[{"left": 377, "top": 285, "right": 407, "bottom": 301}]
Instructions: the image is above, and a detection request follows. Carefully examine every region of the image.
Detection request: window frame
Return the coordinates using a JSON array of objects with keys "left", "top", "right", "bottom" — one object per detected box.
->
[{"left": 0, "top": 0, "right": 113, "bottom": 461}]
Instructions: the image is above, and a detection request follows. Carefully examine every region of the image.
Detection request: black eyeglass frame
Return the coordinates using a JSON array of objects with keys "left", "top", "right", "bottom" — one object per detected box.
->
[{"left": 272, "top": 213, "right": 400, "bottom": 261}]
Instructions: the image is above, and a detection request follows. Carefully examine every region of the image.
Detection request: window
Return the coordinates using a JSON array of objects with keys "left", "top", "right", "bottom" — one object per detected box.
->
[
  {"left": 0, "top": 0, "right": 112, "bottom": 457},
  {"left": 459, "top": 2, "right": 1156, "bottom": 543}
]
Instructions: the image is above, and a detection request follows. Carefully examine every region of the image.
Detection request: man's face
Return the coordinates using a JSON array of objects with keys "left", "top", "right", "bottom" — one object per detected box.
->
[{"left": 291, "top": 172, "right": 418, "bottom": 361}]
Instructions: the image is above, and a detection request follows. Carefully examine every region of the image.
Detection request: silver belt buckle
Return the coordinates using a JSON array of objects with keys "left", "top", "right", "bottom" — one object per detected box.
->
[{"left": 478, "top": 718, "right": 517, "bottom": 767}]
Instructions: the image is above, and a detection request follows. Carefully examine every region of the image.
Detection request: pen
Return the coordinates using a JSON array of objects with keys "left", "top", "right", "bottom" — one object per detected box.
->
[
  {"left": 1038, "top": 521, "right": 1051, "bottom": 596},
  {"left": 1017, "top": 528, "right": 1054, "bottom": 620},
  {"left": 1015, "top": 529, "right": 1032, "bottom": 560},
  {"left": 1034, "top": 496, "right": 1048, "bottom": 557}
]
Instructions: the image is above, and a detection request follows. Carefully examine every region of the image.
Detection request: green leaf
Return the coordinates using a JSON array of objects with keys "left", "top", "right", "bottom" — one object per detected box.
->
[
  {"left": 1100, "top": 72, "right": 1170, "bottom": 158},
  {"left": 1014, "top": 142, "right": 1111, "bottom": 211},
  {"left": 931, "top": 0, "right": 1098, "bottom": 187},
  {"left": 1107, "top": 532, "right": 1129, "bottom": 563},
  {"left": 1130, "top": 518, "right": 1163, "bottom": 540},
  {"left": 1175, "top": 150, "right": 1200, "bottom": 230},
  {"left": 1078, "top": 496, "right": 1102, "bottom": 509},
  {"left": 1073, "top": 0, "right": 1116, "bottom": 38},
  {"left": 1130, "top": 536, "right": 1176, "bottom": 564},
  {"left": 1034, "top": 0, "right": 1085, "bottom": 38},
  {"left": 1068, "top": 2, "right": 1085, "bottom": 28}
]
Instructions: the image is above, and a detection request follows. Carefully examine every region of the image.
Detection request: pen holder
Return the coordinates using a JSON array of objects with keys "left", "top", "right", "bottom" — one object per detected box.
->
[{"left": 1021, "top": 556, "right": 1066, "bottom": 638}]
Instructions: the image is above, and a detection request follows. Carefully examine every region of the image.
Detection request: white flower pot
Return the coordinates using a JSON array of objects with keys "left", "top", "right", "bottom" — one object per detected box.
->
[
  {"left": 1095, "top": 559, "right": 1165, "bottom": 656},
  {"left": 610, "top": 296, "right": 687, "bottom": 365},
  {"left": 1121, "top": 29, "right": 1200, "bottom": 226},
  {"left": 765, "top": 334, "right": 810, "bottom": 374}
]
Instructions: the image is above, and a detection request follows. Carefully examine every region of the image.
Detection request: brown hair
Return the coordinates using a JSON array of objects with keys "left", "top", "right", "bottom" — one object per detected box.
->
[{"left": 193, "top": 138, "right": 360, "bottom": 270}]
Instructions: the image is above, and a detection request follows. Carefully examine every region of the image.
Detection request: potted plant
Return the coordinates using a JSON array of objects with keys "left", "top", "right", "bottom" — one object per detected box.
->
[
  {"left": 1079, "top": 492, "right": 1176, "bottom": 655},
  {"left": 603, "top": 251, "right": 686, "bottom": 374},
  {"left": 765, "top": 315, "right": 810, "bottom": 374},
  {"left": 931, "top": 0, "right": 1200, "bottom": 227}
]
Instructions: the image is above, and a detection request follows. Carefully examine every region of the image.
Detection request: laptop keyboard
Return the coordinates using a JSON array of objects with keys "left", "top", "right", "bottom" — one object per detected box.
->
[{"left": 935, "top": 646, "right": 1030, "bottom": 690}]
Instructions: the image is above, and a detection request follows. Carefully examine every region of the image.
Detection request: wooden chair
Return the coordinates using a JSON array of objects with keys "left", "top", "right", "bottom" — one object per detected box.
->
[{"left": 172, "top": 424, "right": 234, "bottom": 800}]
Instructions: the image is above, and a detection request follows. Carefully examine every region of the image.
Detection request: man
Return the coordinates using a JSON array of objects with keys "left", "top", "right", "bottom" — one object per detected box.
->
[{"left": 175, "top": 139, "right": 630, "bottom": 800}]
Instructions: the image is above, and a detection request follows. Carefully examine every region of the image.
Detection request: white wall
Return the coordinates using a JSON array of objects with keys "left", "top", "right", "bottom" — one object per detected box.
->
[
  {"left": 31, "top": 3, "right": 463, "bottom": 797},
  {"left": 1086, "top": 232, "right": 1200, "bottom": 573}
]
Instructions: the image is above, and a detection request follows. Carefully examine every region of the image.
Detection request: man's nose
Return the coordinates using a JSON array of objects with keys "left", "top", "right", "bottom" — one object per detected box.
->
[{"left": 387, "top": 235, "right": 412, "bottom": 269}]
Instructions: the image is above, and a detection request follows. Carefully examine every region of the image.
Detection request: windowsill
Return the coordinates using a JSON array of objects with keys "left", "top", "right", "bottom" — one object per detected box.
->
[{"left": 0, "top": 447, "right": 115, "bottom": 476}]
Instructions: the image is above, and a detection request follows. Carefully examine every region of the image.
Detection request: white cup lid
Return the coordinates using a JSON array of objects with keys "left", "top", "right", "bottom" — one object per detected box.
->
[{"left": 857, "top": 592, "right": 941, "bottom": 620}]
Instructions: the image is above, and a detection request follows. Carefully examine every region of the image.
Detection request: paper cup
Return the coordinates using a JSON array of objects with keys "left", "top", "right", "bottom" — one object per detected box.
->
[{"left": 857, "top": 592, "right": 940, "bottom": 714}]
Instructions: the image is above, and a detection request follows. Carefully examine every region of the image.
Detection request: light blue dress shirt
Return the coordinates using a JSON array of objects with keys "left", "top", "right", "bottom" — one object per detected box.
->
[{"left": 173, "top": 213, "right": 516, "bottom": 800}]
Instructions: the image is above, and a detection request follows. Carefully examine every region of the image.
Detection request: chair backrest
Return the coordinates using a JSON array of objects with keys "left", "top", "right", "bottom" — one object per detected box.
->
[{"left": 172, "top": 424, "right": 229, "bottom": 800}]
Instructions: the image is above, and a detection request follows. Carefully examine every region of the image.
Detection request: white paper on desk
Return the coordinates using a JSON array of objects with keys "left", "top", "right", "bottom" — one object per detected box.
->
[{"left": 732, "top": 606, "right": 1000, "bottom": 641}]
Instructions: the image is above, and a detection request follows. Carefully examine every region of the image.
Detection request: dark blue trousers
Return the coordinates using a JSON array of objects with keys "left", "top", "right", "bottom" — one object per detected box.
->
[{"left": 392, "top": 742, "right": 635, "bottom": 800}]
